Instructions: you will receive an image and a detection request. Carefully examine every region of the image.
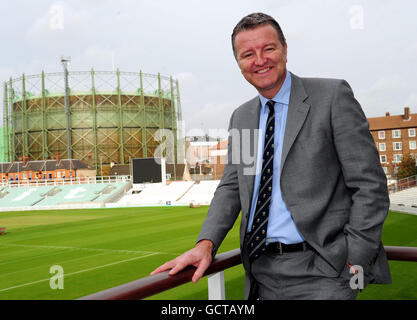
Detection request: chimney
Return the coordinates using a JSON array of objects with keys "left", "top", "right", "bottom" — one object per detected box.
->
[
  {"left": 385, "top": 112, "right": 390, "bottom": 117},
  {"left": 403, "top": 107, "right": 410, "bottom": 120}
]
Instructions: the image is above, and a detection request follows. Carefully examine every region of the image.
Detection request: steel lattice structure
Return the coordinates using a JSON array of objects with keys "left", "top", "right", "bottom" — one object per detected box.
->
[{"left": 3, "top": 70, "right": 184, "bottom": 170}]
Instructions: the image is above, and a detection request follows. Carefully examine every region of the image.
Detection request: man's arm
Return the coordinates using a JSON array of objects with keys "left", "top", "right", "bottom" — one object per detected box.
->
[
  {"left": 151, "top": 109, "right": 242, "bottom": 280},
  {"left": 331, "top": 80, "right": 389, "bottom": 270},
  {"left": 196, "top": 108, "right": 243, "bottom": 256}
]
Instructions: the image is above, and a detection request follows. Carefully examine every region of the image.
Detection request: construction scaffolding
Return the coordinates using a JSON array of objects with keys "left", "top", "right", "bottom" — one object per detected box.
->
[{"left": 3, "top": 70, "right": 184, "bottom": 171}]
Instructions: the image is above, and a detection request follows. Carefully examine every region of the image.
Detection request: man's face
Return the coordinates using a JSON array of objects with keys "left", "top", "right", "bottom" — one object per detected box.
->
[{"left": 234, "top": 24, "right": 287, "bottom": 99}]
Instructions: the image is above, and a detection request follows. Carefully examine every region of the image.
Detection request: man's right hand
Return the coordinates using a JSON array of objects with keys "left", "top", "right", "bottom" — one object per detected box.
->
[{"left": 150, "top": 239, "right": 214, "bottom": 283}]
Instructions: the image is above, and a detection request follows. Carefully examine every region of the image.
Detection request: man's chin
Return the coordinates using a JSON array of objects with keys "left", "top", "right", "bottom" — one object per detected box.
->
[{"left": 255, "top": 84, "right": 282, "bottom": 98}]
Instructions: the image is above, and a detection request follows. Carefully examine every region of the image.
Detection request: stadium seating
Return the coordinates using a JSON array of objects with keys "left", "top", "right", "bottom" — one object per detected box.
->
[
  {"left": 0, "top": 182, "right": 130, "bottom": 211},
  {"left": 0, "top": 185, "right": 52, "bottom": 207},
  {"left": 177, "top": 180, "right": 220, "bottom": 205},
  {"left": 0, "top": 179, "right": 222, "bottom": 210},
  {"left": 389, "top": 186, "right": 417, "bottom": 207},
  {"left": 116, "top": 181, "right": 195, "bottom": 206},
  {"left": 114, "top": 180, "right": 220, "bottom": 207}
]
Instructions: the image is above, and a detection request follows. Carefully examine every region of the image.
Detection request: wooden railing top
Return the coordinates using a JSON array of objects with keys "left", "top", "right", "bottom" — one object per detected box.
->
[
  {"left": 384, "top": 246, "right": 417, "bottom": 262},
  {"left": 78, "top": 246, "right": 417, "bottom": 300},
  {"left": 78, "top": 248, "right": 241, "bottom": 300}
]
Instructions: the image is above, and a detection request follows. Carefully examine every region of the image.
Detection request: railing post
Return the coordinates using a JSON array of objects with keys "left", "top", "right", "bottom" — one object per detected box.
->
[{"left": 207, "top": 271, "right": 225, "bottom": 300}]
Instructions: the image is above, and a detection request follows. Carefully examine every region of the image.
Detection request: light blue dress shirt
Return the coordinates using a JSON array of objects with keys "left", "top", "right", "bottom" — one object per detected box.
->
[{"left": 247, "top": 71, "right": 305, "bottom": 244}]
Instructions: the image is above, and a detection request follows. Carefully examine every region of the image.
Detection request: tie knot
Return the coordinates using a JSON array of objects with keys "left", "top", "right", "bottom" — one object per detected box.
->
[{"left": 266, "top": 100, "right": 275, "bottom": 113}]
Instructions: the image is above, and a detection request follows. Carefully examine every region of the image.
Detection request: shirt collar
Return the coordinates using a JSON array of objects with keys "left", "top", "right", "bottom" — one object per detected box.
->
[{"left": 259, "top": 70, "right": 292, "bottom": 110}]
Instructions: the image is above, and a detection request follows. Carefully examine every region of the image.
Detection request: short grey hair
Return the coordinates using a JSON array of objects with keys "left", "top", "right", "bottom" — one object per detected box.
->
[{"left": 231, "top": 12, "right": 286, "bottom": 58}]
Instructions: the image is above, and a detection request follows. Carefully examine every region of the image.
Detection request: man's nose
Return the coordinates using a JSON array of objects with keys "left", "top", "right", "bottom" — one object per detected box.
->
[{"left": 254, "top": 53, "right": 266, "bottom": 66}]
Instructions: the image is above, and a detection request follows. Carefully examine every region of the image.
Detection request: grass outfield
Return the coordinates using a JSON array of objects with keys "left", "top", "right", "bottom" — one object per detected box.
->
[{"left": 0, "top": 207, "right": 415, "bottom": 300}]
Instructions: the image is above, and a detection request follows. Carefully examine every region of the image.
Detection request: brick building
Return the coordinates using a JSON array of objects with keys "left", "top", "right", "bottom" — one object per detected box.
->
[
  {"left": 208, "top": 139, "right": 228, "bottom": 180},
  {"left": 368, "top": 107, "right": 417, "bottom": 178},
  {"left": 0, "top": 159, "right": 91, "bottom": 181}
]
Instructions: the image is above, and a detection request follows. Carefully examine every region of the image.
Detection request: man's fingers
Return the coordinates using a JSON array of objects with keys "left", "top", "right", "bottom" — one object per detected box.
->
[
  {"left": 151, "top": 245, "right": 213, "bottom": 279},
  {"left": 168, "top": 260, "right": 188, "bottom": 276},
  {"left": 150, "top": 260, "right": 175, "bottom": 275},
  {"left": 192, "top": 258, "right": 211, "bottom": 283}
]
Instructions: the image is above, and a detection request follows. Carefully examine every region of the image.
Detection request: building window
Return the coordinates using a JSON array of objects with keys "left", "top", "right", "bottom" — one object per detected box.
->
[
  {"left": 378, "top": 131, "right": 385, "bottom": 139},
  {"left": 380, "top": 155, "right": 387, "bottom": 163},
  {"left": 392, "top": 129, "right": 401, "bottom": 138},
  {"left": 410, "top": 141, "right": 417, "bottom": 150},
  {"left": 393, "top": 142, "right": 402, "bottom": 151},
  {"left": 379, "top": 143, "right": 386, "bottom": 151},
  {"left": 382, "top": 167, "right": 388, "bottom": 174},
  {"left": 393, "top": 154, "right": 403, "bottom": 163},
  {"left": 409, "top": 128, "right": 416, "bottom": 137}
]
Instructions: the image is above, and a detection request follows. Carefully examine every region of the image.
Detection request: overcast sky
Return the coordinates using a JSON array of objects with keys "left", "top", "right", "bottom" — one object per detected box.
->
[{"left": 1, "top": 0, "right": 416, "bottom": 139}]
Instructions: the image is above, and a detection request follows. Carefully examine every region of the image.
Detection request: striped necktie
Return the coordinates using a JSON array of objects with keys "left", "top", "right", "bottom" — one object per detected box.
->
[{"left": 248, "top": 100, "right": 275, "bottom": 262}]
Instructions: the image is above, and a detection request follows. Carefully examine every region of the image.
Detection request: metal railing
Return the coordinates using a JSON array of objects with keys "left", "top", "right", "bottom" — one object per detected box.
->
[
  {"left": 396, "top": 174, "right": 417, "bottom": 192},
  {"left": 388, "top": 174, "right": 417, "bottom": 193},
  {"left": 0, "top": 175, "right": 131, "bottom": 188},
  {"left": 79, "top": 246, "right": 417, "bottom": 300}
]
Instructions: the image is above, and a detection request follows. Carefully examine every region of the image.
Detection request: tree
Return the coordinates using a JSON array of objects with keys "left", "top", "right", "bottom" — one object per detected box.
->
[{"left": 397, "top": 154, "right": 417, "bottom": 180}]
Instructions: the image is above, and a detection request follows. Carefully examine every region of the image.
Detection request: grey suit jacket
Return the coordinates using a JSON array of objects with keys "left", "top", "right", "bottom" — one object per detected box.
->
[{"left": 197, "top": 73, "right": 391, "bottom": 299}]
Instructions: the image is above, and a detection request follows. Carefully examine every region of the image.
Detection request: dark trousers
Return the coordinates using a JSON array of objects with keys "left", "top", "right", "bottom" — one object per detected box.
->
[{"left": 251, "top": 247, "right": 358, "bottom": 300}]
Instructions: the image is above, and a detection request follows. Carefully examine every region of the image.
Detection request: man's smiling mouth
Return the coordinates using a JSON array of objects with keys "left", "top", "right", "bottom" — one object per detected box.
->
[{"left": 255, "top": 67, "right": 272, "bottom": 74}]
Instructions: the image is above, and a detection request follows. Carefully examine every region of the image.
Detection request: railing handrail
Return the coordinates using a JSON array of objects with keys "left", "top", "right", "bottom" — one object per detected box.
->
[
  {"left": 78, "top": 246, "right": 417, "bottom": 300},
  {"left": 384, "top": 246, "right": 417, "bottom": 262},
  {"left": 78, "top": 248, "right": 241, "bottom": 300},
  {"left": 398, "top": 174, "right": 417, "bottom": 186}
]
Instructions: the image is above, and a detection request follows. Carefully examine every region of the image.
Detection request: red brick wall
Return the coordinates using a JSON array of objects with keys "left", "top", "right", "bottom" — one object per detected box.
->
[{"left": 370, "top": 127, "right": 417, "bottom": 177}]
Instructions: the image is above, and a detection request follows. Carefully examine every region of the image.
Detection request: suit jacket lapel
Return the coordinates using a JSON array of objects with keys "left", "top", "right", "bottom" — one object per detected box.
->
[
  {"left": 280, "top": 73, "right": 310, "bottom": 173},
  {"left": 241, "top": 97, "right": 261, "bottom": 215}
]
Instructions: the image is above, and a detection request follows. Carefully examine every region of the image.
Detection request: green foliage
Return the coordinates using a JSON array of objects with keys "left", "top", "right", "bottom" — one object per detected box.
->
[{"left": 397, "top": 154, "right": 417, "bottom": 180}]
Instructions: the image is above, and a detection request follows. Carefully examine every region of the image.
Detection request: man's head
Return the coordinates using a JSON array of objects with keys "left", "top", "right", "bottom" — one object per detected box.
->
[
  {"left": 231, "top": 13, "right": 286, "bottom": 58},
  {"left": 232, "top": 13, "right": 288, "bottom": 99}
]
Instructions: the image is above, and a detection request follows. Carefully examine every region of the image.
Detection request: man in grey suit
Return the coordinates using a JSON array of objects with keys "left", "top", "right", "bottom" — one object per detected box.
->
[{"left": 152, "top": 12, "right": 391, "bottom": 300}]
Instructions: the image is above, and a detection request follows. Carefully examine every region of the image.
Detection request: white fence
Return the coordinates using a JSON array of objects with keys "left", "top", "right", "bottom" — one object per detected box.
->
[{"left": 0, "top": 175, "right": 131, "bottom": 188}]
